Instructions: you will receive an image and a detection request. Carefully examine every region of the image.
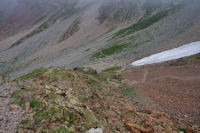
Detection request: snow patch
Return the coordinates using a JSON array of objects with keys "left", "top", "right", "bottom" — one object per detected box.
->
[{"left": 132, "top": 41, "right": 200, "bottom": 66}]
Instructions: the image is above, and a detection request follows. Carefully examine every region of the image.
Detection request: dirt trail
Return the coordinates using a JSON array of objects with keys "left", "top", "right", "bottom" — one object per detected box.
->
[{"left": 123, "top": 58, "right": 200, "bottom": 129}]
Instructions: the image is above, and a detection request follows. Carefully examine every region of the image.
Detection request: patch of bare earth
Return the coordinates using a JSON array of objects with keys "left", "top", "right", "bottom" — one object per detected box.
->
[{"left": 123, "top": 58, "right": 200, "bottom": 131}]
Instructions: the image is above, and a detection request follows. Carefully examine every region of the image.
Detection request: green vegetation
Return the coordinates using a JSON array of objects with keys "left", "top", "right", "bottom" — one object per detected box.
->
[
  {"left": 92, "top": 42, "right": 131, "bottom": 59},
  {"left": 20, "top": 120, "right": 30, "bottom": 125},
  {"left": 12, "top": 90, "right": 23, "bottom": 98},
  {"left": 102, "top": 93, "right": 113, "bottom": 97},
  {"left": 18, "top": 68, "right": 48, "bottom": 80},
  {"left": 11, "top": 67, "right": 184, "bottom": 132},
  {"left": 46, "top": 68, "right": 75, "bottom": 81},
  {"left": 14, "top": 68, "right": 107, "bottom": 132},
  {"left": 112, "top": 10, "right": 169, "bottom": 39},
  {"left": 186, "top": 54, "right": 200, "bottom": 60},
  {"left": 177, "top": 127, "right": 187, "bottom": 133},
  {"left": 91, "top": 32, "right": 153, "bottom": 60},
  {"left": 33, "top": 111, "right": 50, "bottom": 121},
  {"left": 49, "top": 126, "right": 74, "bottom": 133},
  {"left": 18, "top": 101, "right": 26, "bottom": 108},
  {"left": 30, "top": 99, "right": 41, "bottom": 109},
  {"left": 103, "top": 66, "right": 121, "bottom": 72},
  {"left": 11, "top": 89, "right": 29, "bottom": 98}
]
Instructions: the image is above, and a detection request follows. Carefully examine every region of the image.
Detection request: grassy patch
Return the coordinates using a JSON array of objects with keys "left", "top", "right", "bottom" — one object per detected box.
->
[
  {"left": 86, "top": 78, "right": 102, "bottom": 88},
  {"left": 11, "top": 89, "right": 29, "bottom": 98},
  {"left": 12, "top": 90, "right": 24, "bottom": 98},
  {"left": 83, "top": 108, "right": 98, "bottom": 129},
  {"left": 18, "top": 68, "right": 48, "bottom": 80},
  {"left": 30, "top": 99, "right": 41, "bottom": 109},
  {"left": 82, "top": 97, "right": 89, "bottom": 103},
  {"left": 92, "top": 42, "right": 131, "bottom": 59},
  {"left": 185, "top": 54, "right": 200, "bottom": 60},
  {"left": 177, "top": 127, "right": 187, "bottom": 133},
  {"left": 49, "top": 126, "right": 74, "bottom": 133},
  {"left": 112, "top": 10, "right": 169, "bottom": 39},
  {"left": 91, "top": 34, "right": 143, "bottom": 60},
  {"left": 18, "top": 101, "right": 26, "bottom": 108},
  {"left": 33, "top": 111, "right": 50, "bottom": 121},
  {"left": 103, "top": 66, "right": 121, "bottom": 72},
  {"left": 102, "top": 93, "right": 113, "bottom": 97},
  {"left": 46, "top": 68, "right": 74, "bottom": 81},
  {"left": 20, "top": 119, "right": 30, "bottom": 125},
  {"left": 93, "top": 73, "right": 108, "bottom": 82}
]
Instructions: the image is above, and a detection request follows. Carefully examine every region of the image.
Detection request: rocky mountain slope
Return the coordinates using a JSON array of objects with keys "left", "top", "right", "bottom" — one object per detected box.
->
[
  {"left": 0, "top": 0, "right": 200, "bottom": 77},
  {"left": 1, "top": 55, "right": 199, "bottom": 132},
  {"left": 0, "top": 0, "right": 200, "bottom": 132}
]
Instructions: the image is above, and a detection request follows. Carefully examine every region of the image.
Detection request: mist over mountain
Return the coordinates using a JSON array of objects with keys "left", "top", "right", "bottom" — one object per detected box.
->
[
  {"left": 0, "top": 0, "right": 199, "bottom": 76},
  {"left": 0, "top": 0, "right": 183, "bottom": 36},
  {"left": 0, "top": 0, "right": 200, "bottom": 132}
]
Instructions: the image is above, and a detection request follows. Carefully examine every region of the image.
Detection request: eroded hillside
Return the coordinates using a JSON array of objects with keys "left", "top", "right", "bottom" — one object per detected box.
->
[
  {"left": 0, "top": 0, "right": 200, "bottom": 132},
  {"left": 1, "top": 0, "right": 200, "bottom": 77}
]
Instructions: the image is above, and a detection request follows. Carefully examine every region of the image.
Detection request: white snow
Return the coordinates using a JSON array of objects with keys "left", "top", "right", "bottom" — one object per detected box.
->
[{"left": 131, "top": 41, "right": 200, "bottom": 66}]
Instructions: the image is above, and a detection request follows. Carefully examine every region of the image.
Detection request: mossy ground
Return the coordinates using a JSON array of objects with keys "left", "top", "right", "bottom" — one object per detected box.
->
[
  {"left": 18, "top": 68, "right": 48, "bottom": 80},
  {"left": 12, "top": 67, "right": 185, "bottom": 132}
]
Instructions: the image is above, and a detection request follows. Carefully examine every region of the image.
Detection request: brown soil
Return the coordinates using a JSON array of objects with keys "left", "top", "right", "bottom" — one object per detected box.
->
[{"left": 123, "top": 58, "right": 200, "bottom": 129}]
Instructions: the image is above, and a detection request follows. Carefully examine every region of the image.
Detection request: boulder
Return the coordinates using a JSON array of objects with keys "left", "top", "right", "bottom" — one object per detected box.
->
[{"left": 86, "top": 128, "right": 103, "bottom": 133}]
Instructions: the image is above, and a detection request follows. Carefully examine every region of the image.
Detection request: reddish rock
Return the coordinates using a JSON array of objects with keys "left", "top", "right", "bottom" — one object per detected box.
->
[
  {"left": 125, "top": 123, "right": 151, "bottom": 133},
  {"left": 9, "top": 104, "right": 21, "bottom": 112},
  {"left": 25, "top": 102, "right": 30, "bottom": 113}
]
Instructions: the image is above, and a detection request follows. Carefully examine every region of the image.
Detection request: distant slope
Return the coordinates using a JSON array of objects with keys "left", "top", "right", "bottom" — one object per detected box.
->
[{"left": 0, "top": 0, "right": 200, "bottom": 77}]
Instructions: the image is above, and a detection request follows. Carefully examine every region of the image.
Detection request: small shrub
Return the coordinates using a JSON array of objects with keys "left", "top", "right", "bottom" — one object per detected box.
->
[
  {"left": 49, "top": 126, "right": 74, "bottom": 133},
  {"left": 30, "top": 99, "right": 41, "bottom": 109},
  {"left": 33, "top": 111, "right": 50, "bottom": 121},
  {"left": 18, "top": 101, "right": 26, "bottom": 108},
  {"left": 177, "top": 127, "right": 187, "bottom": 133},
  {"left": 103, "top": 66, "right": 121, "bottom": 72},
  {"left": 20, "top": 119, "right": 30, "bottom": 125}
]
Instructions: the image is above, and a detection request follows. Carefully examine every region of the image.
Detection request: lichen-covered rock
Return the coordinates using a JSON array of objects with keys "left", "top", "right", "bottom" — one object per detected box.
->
[{"left": 86, "top": 128, "right": 103, "bottom": 133}]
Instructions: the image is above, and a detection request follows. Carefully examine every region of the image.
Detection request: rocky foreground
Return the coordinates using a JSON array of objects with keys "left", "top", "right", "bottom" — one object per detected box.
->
[{"left": 0, "top": 65, "right": 197, "bottom": 133}]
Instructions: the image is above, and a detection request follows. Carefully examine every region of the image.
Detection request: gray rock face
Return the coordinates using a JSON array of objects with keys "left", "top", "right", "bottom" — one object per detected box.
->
[{"left": 0, "top": 0, "right": 200, "bottom": 77}]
